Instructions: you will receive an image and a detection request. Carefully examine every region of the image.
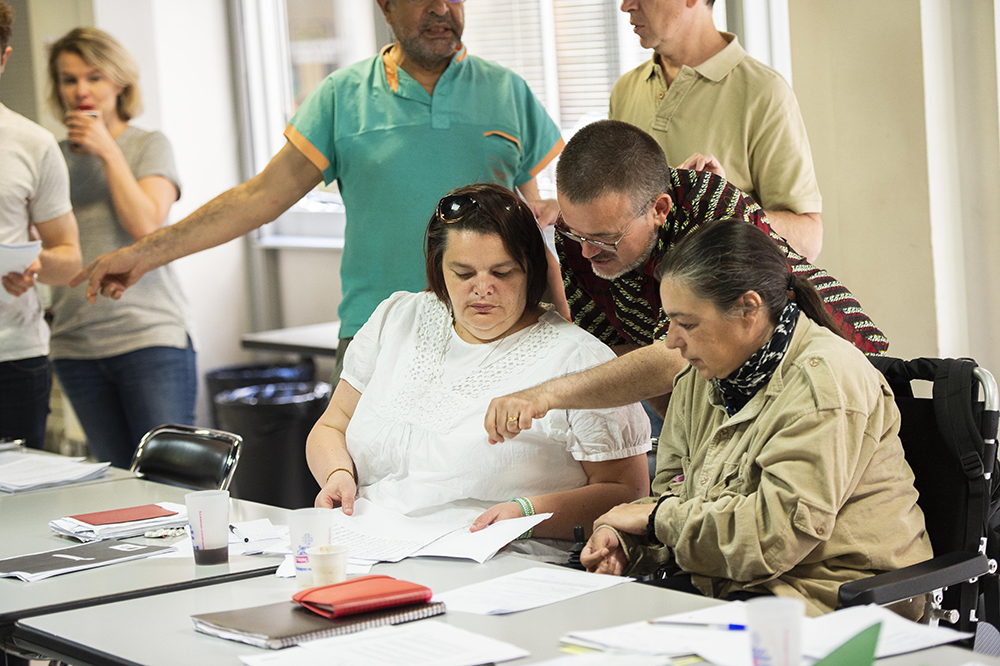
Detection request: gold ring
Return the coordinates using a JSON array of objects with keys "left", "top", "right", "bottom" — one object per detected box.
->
[{"left": 507, "top": 416, "right": 519, "bottom": 421}]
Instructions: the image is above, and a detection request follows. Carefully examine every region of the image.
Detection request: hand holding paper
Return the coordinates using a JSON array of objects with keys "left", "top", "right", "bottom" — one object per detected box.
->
[{"left": 0, "top": 241, "right": 42, "bottom": 303}]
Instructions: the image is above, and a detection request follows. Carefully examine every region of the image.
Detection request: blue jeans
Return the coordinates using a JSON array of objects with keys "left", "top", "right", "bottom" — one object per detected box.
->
[
  {"left": 54, "top": 340, "right": 197, "bottom": 469},
  {"left": 0, "top": 356, "right": 52, "bottom": 450}
]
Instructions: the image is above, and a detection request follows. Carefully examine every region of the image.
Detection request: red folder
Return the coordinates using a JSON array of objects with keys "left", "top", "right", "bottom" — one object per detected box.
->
[
  {"left": 69, "top": 504, "right": 177, "bottom": 526},
  {"left": 292, "top": 575, "right": 434, "bottom": 619}
]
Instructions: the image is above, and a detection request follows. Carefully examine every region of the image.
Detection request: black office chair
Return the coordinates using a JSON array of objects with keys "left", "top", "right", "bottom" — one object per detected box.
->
[
  {"left": 838, "top": 357, "right": 1000, "bottom": 653},
  {"left": 129, "top": 424, "right": 242, "bottom": 491}
]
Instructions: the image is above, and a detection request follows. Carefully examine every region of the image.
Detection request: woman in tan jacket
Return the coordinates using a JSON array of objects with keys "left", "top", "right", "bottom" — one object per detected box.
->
[{"left": 581, "top": 220, "right": 932, "bottom": 616}]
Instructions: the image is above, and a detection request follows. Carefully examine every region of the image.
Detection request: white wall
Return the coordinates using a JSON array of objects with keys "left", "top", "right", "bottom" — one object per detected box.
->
[{"left": 93, "top": 0, "right": 254, "bottom": 426}]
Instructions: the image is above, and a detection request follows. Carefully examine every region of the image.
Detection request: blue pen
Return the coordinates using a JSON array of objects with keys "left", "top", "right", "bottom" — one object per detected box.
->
[{"left": 649, "top": 620, "right": 746, "bottom": 631}]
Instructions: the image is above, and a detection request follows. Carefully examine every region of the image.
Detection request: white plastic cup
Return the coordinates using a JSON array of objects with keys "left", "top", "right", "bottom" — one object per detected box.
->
[
  {"left": 746, "top": 596, "right": 805, "bottom": 666},
  {"left": 306, "top": 544, "right": 349, "bottom": 586},
  {"left": 185, "top": 490, "right": 230, "bottom": 565},
  {"left": 288, "top": 507, "right": 336, "bottom": 588}
]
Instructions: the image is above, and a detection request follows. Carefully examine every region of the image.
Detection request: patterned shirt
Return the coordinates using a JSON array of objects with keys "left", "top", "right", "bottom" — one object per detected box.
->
[{"left": 557, "top": 168, "right": 888, "bottom": 355}]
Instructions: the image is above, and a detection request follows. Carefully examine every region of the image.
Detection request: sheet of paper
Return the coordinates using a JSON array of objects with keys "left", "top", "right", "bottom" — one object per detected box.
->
[
  {"left": 156, "top": 519, "right": 290, "bottom": 559},
  {"left": 803, "top": 605, "right": 972, "bottom": 658},
  {"left": 531, "top": 655, "right": 672, "bottom": 666},
  {"left": 433, "top": 566, "right": 632, "bottom": 615},
  {"left": 238, "top": 620, "right": 528, "bottom": 666},
  {"left": 565, "top": 602, "right": 973, "bottom": 666},
  {"left": 413, "top": 513, "right": 552, "bottom": 563},
  {"left": 563, "top": 619, "right": 750, "bottom": 666},
  {"left": 322, "top": 498, "right": 464, "bottom": 562},
  {"left": 0, "top": 454, "right": 109, "bottom": 492},
  {"left": 0, "top": 241, "right": 41, "bottom": 305}
]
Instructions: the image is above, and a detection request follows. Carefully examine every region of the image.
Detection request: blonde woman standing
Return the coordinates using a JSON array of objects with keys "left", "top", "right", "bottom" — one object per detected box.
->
[{"left": 47, "top": 28, "right": 194, "bottom": 468}]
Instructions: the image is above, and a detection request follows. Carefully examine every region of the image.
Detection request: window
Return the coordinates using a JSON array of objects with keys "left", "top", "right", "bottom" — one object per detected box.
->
[
  {"left": 236, "top": 0, "right": 746, "bottom": 242},
  {"left": 234, "top": 0, "right": 380, "bottom": 246}
]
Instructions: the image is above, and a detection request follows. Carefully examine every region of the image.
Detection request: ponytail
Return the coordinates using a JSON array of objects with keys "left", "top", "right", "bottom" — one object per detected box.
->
[{"left": 659, "top": 220, "right": 845, "bottom": 340}]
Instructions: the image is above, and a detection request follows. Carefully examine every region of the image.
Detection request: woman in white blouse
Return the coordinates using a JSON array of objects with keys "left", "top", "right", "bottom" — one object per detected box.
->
[{"left": 306, "top": 183, "right": 650, "bottom": 552}]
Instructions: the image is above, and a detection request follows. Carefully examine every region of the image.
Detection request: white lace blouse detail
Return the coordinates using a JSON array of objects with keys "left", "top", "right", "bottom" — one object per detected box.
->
[{"left": 340, "top": 291, "right": 650, "bottom": 525}]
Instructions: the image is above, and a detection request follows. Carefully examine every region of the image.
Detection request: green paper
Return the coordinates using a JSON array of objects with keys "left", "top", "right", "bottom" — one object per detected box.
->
[{"left": 813, "top": 622, "right": 881, "bottom": 666}]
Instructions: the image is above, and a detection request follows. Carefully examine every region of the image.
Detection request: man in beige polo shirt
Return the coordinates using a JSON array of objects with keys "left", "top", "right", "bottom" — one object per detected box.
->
[{"left": 611, "top": 0, "right": 823, "bottom": 262}]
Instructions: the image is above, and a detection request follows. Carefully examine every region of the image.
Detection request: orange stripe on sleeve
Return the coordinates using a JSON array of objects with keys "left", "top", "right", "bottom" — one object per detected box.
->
[
  {"left": 284, "top": 125, "right": 330, "bottom": 174},
  {"left": 529, "top": 138, "right": 565, "bottom": 177}
]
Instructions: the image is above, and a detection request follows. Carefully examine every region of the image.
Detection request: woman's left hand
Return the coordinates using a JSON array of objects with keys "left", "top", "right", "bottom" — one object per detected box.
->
[
  {"left": 593, "top": 502, "right": 656, "bottom": 536},
  {"left": 65, "top": 109, "right": 116, "bottom": 157},
  {"left": 470, "top": 501, "right": 526, "bottom": 532}
]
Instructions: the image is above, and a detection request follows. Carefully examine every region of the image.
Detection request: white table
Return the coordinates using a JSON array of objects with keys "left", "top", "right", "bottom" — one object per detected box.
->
[
  {"left": 0, "top": 477, "right": 287, "bottom": 626},
  {"left": 240, "top": 321, "right": 341, "bottom": 357},
  {"left": 13, "top": 552, "right": 1000, "bottom": 666}
]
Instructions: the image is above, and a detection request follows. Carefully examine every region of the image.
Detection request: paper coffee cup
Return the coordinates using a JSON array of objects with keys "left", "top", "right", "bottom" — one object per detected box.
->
[{"left": 306, "top": 544, "right": 349, "bottom": 586}]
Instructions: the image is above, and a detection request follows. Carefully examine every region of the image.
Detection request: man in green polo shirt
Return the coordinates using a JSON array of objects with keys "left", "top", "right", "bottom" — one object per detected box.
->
[
  {"left": 73, "top": 0, "right": 564, "bottom": 385},
  {"left": 612, "top": 0, "right": 823, "bottom": 262}
]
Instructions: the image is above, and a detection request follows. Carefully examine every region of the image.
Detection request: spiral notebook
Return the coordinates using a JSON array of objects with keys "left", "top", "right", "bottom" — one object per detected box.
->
[{"left": 191, "top": 599, "right": 446, "bottom": 649}]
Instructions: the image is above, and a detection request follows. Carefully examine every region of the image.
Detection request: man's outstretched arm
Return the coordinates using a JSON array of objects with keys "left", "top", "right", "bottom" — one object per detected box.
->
[
  {"left": 485, "top": 341, "right": 686, "bottom": 443},
  {"left": 72, "top": 141, "right": 324, "bottom": 302}
]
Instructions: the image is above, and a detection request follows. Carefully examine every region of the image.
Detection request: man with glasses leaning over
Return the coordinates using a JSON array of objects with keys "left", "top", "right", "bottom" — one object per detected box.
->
[
  {"left": 490, "top": 120, "right": 886, "bottom": 426},
  {"left": 72, "top": 0, "right": 564, "bottom": 385}
]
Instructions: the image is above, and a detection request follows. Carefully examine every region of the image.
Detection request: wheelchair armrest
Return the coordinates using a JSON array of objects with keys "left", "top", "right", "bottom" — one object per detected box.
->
[{"left": 838, "top": 551, "right": 991, "bottom": 608}]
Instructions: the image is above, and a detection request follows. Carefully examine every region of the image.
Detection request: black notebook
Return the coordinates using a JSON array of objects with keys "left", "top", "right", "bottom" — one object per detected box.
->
[
  {"left": 0, "top": 540, "right": 173, "bottom": 582},
  {"left": 191, "top": 600, "right": 446, "bottom": 649}
]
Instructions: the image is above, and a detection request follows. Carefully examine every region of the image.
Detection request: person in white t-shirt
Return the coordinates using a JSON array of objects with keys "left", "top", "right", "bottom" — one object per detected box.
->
[
  {"left": 306, "top": 183, "right": 650, "bottom": 556},
  {"left": 0, "top": 0, "right": 81, "bottom": 450}
]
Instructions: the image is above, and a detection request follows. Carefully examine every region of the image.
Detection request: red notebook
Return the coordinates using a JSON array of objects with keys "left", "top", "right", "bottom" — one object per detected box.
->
[
  {"left": 69, "top": 504, "right": 177, "bottom": 526},
  {"left": 292, "top": 575, "right": 433, "bottom": 619}
]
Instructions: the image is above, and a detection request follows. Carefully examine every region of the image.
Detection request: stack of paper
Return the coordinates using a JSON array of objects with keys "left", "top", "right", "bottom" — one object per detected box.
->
[
  {"left": 50, "top": 502, "right": 188, "bottom": 541},
  {"left": 0, "top": 453, "right": 109, "bottom": 492},
  {"left": 561, "top": 602, "right": 973, "bottom": 666},
  {"left": 0, "top": 540, "right": 173, "bottom": 582}
]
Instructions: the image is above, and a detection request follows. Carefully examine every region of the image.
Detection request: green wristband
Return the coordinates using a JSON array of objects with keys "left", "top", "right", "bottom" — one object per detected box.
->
[{"left": 509, "top": 497, "right": 535, "bottom": 539}]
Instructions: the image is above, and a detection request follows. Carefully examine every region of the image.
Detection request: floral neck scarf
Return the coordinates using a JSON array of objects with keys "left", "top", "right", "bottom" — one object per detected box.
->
[{"left": 714, "top": 301, "right": 799, "bottom": 417}]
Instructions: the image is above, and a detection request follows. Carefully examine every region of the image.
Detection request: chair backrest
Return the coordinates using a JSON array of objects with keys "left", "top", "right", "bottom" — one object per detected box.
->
[
  {"left": 129, "top": 424, "right": 242, "bottom": 491},
  {"left": 869, "top": 357, "right": 999, "bottom": 636},
  {"left": 870, "top": 357, "right": 999, "bottom": 557}
]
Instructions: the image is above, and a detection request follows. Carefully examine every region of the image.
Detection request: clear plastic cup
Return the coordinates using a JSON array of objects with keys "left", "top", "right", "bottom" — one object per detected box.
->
[
  {"left": 746, "top": 596, "right": 805, "bottom": 666},
  {"left": 185, "top": 490, "right": 230, "bottom": 565},
  {"left": 288, "top": 507, "right": 336, "bottom": 588},
  {"left": 306, "top": 544, "right": 349, "bottom": 586}
]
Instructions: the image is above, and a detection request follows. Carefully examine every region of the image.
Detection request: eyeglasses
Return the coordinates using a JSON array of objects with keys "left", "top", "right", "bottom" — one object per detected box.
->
[
  {"left": 407, "top": 0, "right": 464, "bottom": 4},
  {"left": 435, "top": 193, "right": 478, "bottom": 223},
  {"left": 555, "top": 196, "right": 656, "bottom": 254}
]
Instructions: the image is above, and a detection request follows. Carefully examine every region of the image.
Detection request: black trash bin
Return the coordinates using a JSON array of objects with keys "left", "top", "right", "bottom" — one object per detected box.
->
[
  {"left": 215, "top": 381, "right": 331, "bottom": 510},
  {"left": 205, "top": 361, "right": 316, "bottom": 429}
]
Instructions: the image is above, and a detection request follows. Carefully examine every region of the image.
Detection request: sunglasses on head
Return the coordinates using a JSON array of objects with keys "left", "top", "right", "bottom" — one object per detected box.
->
[
  {"left": 436, "top": 193, "right": 479, "bottom": 223},
  {"left": 435, "top": 192, "right": 519, "bottom": 225}
]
